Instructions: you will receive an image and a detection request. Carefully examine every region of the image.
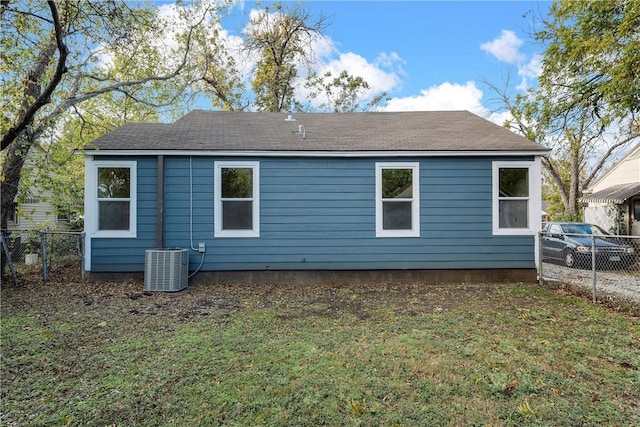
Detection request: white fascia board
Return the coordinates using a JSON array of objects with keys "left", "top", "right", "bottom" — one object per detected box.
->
[{"left": 83, "top": 149, "right": 549, "bottom": 158}]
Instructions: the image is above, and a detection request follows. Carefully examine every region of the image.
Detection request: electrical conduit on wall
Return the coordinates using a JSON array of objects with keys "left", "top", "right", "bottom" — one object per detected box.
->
[{"left": 188, "top": 156, "right": 204, "bottom": 278}]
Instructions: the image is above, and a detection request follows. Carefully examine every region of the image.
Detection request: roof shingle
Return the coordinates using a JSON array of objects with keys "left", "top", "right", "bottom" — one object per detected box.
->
[{"left": 84, "top": 110, "right": 548, "bottom": 153}]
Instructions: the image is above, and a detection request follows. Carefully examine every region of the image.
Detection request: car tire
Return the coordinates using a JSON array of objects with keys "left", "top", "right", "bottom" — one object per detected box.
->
[{"left": 564, "top": 249, "right": 577, "bottom": 268}]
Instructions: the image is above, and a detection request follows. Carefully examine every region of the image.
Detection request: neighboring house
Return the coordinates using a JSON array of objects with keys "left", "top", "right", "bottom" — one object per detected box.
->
[
  {"left": 582, "top": 144, "right": 640, "bottom": 236},
  {"left": 5, "top": 187, "right": 68, "bottom": 232},
  {"left": 2, "top": 185, "right": 67, "bottom": 266},
  {"left": 541, "top": 202, "right": 550, "bottom": 222},
  {"left": 83, "top": 110, "right": 548, "bottom": 284},
  {"left": 3, "top": 154, "right": 70, "bottom": 233}
]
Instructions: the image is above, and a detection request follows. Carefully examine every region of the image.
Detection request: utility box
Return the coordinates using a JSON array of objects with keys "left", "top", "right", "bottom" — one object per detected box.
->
[{"left": 144, "top": 248, "right": 188, "bottom": 292}]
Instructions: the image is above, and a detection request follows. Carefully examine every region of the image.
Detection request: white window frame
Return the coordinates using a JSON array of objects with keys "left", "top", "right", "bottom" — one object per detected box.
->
[
  {"left": 214, "top": 161, "right": 260, "bottom": 238},
  {"left": 492, "top": 160, "right": 541, "bottom": 236},
  {"left": 375, "top": 162, "right": 420, "bottom": 238},
  {"left": 85, "top": 160, "right": 137, "bottom": 238}
]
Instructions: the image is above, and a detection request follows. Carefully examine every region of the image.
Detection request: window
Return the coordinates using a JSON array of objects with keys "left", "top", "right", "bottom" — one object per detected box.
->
[
  {"left": 492, "top": 161, "right": 540, "bottom": 235},
  {"left": 86, "top": 161, "right": 137, "bottom": 238},
  {"left": 215, "top": 161, "right": 259, "bottom": 237},
  {"left": 57, "top": 211, "right": 69, "bottom": 222},
  {"left": 8, "top": 203, "right": 18, "bottom": 225},
  {"left": 376, "top": 162, "right": 420, "bottom": 237},
  {"left": 548, "top": 224, "right": 562, "bottom": 235}
]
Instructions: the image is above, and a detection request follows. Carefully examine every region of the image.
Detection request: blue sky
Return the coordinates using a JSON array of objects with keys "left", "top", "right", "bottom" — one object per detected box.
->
[{"left": 181, "top": 1, "right": 552, "bottom": 123}]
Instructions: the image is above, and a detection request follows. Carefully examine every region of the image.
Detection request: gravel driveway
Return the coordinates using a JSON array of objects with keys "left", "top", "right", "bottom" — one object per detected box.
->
[{"left": 541, "top": 261, "right": 640, "bottom": 308}]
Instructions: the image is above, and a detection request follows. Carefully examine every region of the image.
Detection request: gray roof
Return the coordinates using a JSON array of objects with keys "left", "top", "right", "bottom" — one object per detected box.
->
[{"left": 84, "top": 110, "right": 548, "bottom": 153}]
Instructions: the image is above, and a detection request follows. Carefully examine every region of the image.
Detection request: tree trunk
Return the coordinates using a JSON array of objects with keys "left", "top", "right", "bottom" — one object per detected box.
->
[
  {"left": 1, "top": 1, "right": 68, "bottom": 151},
  {"left": 0, "top": 34, "right": 56, "bottom": 228},
  {"left": 568, "top": 153, "right": 580, "bottom": 218},
  {"left": 1, "top": 137, "right": 30, "bottom": 230},
  {"left": 1, "top": 2, "right": 66, "bottom": 228}
]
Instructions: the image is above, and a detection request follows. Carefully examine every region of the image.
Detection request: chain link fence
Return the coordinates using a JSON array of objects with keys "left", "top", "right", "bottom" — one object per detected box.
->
[
  {"left": 1, "top": 229, "right": 85, "bottom": 286},
  {"left": 538, "top": 229, "right": 640, "bottom": 307}
]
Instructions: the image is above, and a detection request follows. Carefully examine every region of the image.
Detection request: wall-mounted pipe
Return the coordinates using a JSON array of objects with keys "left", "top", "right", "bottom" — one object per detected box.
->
[{"left": 156, "top": 155, "right": 165, "bottom": 248}]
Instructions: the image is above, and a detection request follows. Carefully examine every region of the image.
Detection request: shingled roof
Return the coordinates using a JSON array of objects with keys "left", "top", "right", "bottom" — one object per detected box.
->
[{"left": 84, "top": 110, "right": 547, "bottom": 153}]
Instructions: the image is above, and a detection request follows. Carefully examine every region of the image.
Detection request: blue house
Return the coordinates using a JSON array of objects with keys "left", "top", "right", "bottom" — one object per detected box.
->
[{"left": 83, "top": 110, "right": 548, "bottom": 284}]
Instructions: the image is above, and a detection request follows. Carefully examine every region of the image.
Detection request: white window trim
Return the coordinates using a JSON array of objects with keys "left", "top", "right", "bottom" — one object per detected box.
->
[
  {"left": 375, "top": 162, "right": 420, "bottom": 238},
  {"left": 214, "top": 161, "right": 260, "bottom": 238},
  {"left": 492, "top": 160, "right": 541, "bottom": 236},
  {"left": 85, "top": 160, "right": 137, "bottom": 238}
]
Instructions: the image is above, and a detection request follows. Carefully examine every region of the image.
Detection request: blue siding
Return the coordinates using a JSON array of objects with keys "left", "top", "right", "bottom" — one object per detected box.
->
[
  {"left": 90, "top": 157, "right": 158, "bottom": 272},
  {"left": 164, "top": 156, "right": 534, "bottom": 272},
  {"left": 90, "top": 155, "right": 536, "bottom": 273}
]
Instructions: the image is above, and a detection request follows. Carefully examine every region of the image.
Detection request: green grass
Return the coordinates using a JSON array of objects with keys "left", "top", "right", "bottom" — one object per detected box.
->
[{"left": 1, "top": 282, "right": 639, "bottom": 426}]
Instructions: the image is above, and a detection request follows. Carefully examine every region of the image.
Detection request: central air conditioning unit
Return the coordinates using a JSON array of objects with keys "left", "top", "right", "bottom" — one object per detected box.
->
[{"left": 144, "top": 248, "right": 189, "bottom": 292}]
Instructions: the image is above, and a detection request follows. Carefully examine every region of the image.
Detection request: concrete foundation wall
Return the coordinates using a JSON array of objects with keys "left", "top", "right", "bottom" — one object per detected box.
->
[{"left": 90, "top": 268, "right": 538, "bottom": 286}]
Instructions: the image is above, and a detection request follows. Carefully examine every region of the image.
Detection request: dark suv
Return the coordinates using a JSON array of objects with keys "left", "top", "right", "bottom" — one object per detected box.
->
[{"left": 541, "top": 222, "right": 635, "bottom": 268}]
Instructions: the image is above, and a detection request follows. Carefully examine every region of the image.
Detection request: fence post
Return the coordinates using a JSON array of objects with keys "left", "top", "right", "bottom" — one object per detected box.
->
[
  {"left": 591, "top": 234, "right": 596, "bottom": 303},
  {"left": 538, "top": 231, "right": 544, "bottom": 284},
  {"left": 80, "top": 232, "right": 85, "bottom": 284},
  {"left": 1, "top": 234, "right": 19, "bottom": 287},
  {"left": 40, "top": 231, "right": 49, "bottom": 284}
]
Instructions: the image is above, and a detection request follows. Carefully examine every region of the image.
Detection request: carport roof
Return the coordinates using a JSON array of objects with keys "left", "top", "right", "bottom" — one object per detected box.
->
[{"left": 582, "top": 182, "right": 640, "bottom": 204}]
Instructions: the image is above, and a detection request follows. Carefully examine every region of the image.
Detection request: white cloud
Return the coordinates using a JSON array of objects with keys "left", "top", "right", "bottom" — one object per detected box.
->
[
  {"left": 480, "top": 30, "right": 524, "bottom": 64},
  {"left": 518, "top": 53, "right": 543, "bottom": 79},
  {"left": 487, "top": 110, "right": 514, "bottom": 128},
  {"left": 294, "top": 33, "right": 404, "bottom": 109},
  {"left": 294, "top": 51, "right": 401, "bottom": 110},
  {"left": 382, "top": 81, "right": 515, "bottom": 127},
  {"left": 324, "top": 52, "right": 400, "bottom": 92},
  {"left": 481, "top": 31, "right": 542, "bottom": 95},
  {"left": 375, "top": 52, "right": 406, "bottom": 75},
  {"left": 310, "top": 34, "right": 338, "bottom": 63},
  {"left": 383, "top": 81, "right": 484, "bottom": 113},
  {"left": 516, "top": 76, "right": 529, "bottom": 92},
  {"left": 513, "top": 53, "right": 543, "bottom": 92}
]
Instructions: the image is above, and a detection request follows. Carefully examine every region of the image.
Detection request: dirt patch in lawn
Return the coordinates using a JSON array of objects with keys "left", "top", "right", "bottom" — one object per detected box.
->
[{"left": 1, "top": 265, "right": 530, "bottom": 323}]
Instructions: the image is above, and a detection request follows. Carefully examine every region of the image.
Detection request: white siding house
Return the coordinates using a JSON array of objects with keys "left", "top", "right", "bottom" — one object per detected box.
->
[
  {"left": 582, "top": 144, "right": 640, "bottom": 235},
  {"left": 6, "top": 187, "right": 68, "bottom": 232}
]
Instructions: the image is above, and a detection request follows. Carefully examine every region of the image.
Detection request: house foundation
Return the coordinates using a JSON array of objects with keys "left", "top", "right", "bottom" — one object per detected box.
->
[{"left": 89, "top": 268, "right": 538, "bottom": 286}]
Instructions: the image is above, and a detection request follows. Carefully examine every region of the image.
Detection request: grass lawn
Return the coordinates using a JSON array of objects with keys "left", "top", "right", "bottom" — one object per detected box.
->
[{"left": 1, "top": 278, "right": 639, "bottom": 426}]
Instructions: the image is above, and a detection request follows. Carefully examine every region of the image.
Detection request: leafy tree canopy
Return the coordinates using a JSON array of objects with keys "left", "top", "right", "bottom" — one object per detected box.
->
[
  {"left": 0, "top": 0, "right": 219, "bottom": 228},
  {"left": 1, "top": 0, "right": 386, "bottom": 230},
  {"left": 494, "top": 0, "right": 639, "bottom": 219},
  {"left": 536, "top": 0, "right": 640, "bottom": 124}
]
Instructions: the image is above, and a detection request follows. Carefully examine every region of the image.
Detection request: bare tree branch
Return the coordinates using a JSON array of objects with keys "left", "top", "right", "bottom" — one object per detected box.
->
[
  {"left": 31, "top": 7, "right": 204, "bottom": 140},
  {"left": 582, "top": 135, "right": 637, "bottom": 189}
]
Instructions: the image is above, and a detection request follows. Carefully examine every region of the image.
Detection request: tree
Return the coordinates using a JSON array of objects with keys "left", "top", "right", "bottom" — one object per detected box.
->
[
  {"left": 189, "top": 6, "right": 250, "bottom": 112},
  {"left": 304, "top": 70, "right": 388, "bottom": 112},
  {"left": 244, "top": 2, "right": 329, "bottom": 112},
  {"left": 490, "top": 78, "right": 633, "bottom": 220},
  {"left": 0, "top": 0, "right": 216, "bottom": 229},
  {"left": 536, "top": 0, "right": 640, "bottom": 128},
  {"left": 195, "top": 3, "right": 385, "bottom": 113},
  {"left": 2, "top": 0, "right": 387, "bottom": 231},
  {"left": 489, "top": 0, "right": 639, "bottom": 219},
  {"left": 22, "top": 96, "right": 163, "bottom": 230}
]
